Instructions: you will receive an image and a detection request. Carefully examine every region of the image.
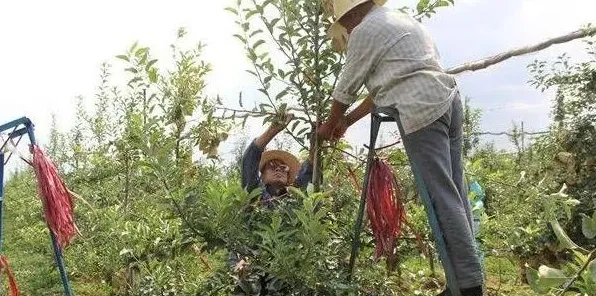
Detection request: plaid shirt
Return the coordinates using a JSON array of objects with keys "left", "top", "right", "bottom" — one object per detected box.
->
[{"left": 332, "top": 6, "right": 458, "bottom": 134}]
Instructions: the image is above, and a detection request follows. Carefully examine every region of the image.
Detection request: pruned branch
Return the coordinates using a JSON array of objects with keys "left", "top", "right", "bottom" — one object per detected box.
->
[{"left": 447, "top": 26, "right": 596, "bottom": 75}]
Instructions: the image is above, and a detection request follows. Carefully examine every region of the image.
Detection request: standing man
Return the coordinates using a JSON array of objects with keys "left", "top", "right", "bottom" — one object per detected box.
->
[{"left": 318, "top": 1, "right": 483, "bottom": 295}]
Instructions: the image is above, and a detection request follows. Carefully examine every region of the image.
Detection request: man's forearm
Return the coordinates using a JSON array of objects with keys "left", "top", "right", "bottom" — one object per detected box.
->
[
  {"left": 255, "top": 126, "right": 282, "bottom": 149},
  {"left": 345, "top": 95, "right": 374, "bottom": 126},
  {"left": 328, "top": 100, "right": 350, "bottom": 123}
]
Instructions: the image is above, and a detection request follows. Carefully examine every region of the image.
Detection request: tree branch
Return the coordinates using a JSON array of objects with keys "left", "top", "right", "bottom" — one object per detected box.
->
[
  {"left": 413, "top": 0, "right": 442, "bottom": 21},
  {"left": 321, "top": 144, "right": 366, "bottom": 164},
  {"left": 447, "top": 26, "right": 596, "bottom": 75},
  {"left": 556, "top": 249, "right": 596, "bottom": 296},
  {"left": 364, "top": 140, "right": 402, "bottom": 151},
  {"left": 470, "top": 131, "right": 549, "bottom": 136},
  {"left": 215, "top": 106, "right": 275, "bottom": 116}
]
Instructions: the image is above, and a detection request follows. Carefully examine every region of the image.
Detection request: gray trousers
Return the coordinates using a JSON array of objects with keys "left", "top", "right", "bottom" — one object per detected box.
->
[{"left": 384, "top": 94, "right": 483, "bottom": 288}]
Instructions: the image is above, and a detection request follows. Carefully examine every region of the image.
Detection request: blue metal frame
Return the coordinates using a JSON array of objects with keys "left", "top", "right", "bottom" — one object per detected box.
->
[
  {"left": 0, "top": 117, "right": 73, "bottom": 296},
  {"left": 348, "top": 110, "right": 460, "bottom": 296}
]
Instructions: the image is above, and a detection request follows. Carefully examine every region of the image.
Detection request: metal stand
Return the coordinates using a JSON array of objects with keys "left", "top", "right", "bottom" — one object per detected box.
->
[
  {"left": 0, "top": 117, "right": 73, "bottom": 296},
  {"left": 348, "top": 109, "right": 460, "bottom": 296}
]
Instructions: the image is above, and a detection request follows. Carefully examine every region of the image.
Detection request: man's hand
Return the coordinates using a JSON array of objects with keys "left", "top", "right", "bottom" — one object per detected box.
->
[
  {"left": 332, "top": 117, "right": 349, "bottom": 140},
  {"left": 319, "top": 95, "right": 374, "bottom": 141},
  {"left": 318, "top": 99, "right": 350, "bottom": 141},
  {"left": 271, "top": 112, "right": 294, "bottom": 132},
  {"left": 233, "top": 259, "right": 247, "bottom": 273},
  {"left": 317, "top": 118, "right": 345, "bottom": 141}
]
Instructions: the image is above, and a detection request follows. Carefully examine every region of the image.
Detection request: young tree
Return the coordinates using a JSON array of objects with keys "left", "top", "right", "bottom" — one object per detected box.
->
[
  {"left": 222, "top": 0, "right": 455, "bottom": 191},
  {"left": 463, "top": 96, "right": 482, "bottom": 157}
]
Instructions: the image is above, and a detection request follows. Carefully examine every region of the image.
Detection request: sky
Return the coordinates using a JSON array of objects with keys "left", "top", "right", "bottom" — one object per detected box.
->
[{"left": 0, "top": 0, "right": 595, "bottom": 168}]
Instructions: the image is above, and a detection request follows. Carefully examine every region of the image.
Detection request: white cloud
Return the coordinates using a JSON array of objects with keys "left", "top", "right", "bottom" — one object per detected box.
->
[
  {"left": 0, "top": 0, "right": 243, "bottom": 138},
  {"left": 519, "top": 0, "right": 595, "bottom": 38}
]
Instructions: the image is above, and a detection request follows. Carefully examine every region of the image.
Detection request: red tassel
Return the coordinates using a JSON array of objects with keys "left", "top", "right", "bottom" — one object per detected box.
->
[
  {"left": 0, "top": 255, "right": 20, "bottom": 296},
  {"left": 366, "top": 158, "right": 407, "bottom": 271},
  {"left": 31, "top": 145, "right": 77, "bottom": 248}
]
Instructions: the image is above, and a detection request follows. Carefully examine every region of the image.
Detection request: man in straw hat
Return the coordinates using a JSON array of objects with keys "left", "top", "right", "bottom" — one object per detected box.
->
[
  {"left": 242, "top": 113, "right": 314, "bottom": 204},
  {"left": 232, "top": 114, "right": 313, "bottom": 295},
  {"left": 318, "top": 1, "right": 483, "bottom": 295}
]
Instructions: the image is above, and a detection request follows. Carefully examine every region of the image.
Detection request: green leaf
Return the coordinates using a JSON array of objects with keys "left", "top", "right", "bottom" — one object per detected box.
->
[
  {"left": 248, "top": 50, "right": 257, "bottom": 61},
  {"left": 526, "top": 265, "right": 548, "bottom": 294},
  {"left": 116, "top": 55, "right": 129, "bottom": 62},
  {"left": 135, "top": 47, "right": 148, "bottom": 58},
  {"left": 526, "top": 264, "right": 568, "bottom": 294},
  {"left": 224, "top": 7, "right": 238, "bottom": 14},
  {"left": 249, "top": 29, "right": 263, "bottom": 38},
  {"left": 257, "top": 88, "right": 269, "bottom": 96},
  {"left": 125, "top": 67, "right": 138, "bottom": 74},
  {"left": 258, "top": 52, "right": 269, "bottom": 60},
  {"left": 278, "top": 102, "right": 287, "bottom": 113},
  {"left": 416, "top": 0, "right": 430, "bottom": 14},
  {"left": 246, "top": 10, "right": 258, "bottom": 19},
  {"left": 588, "top": 258, "right": 596, "bottom": 282},
  {"left": 248, "top": 187, "right": 263, "bottom": 200},
  {"left": 582, "top": 212, "right": 596, "bottom": 239},
  {"left": 239, "top": 92, "right": 243, "bottom": 108},
  {"left": 297, "top": 127, "right": 309, "bottom": 136},
  {"left": 437, "top": 0, "right": 451, "bottom": 7},
  {"left": 275, "top": 89, "right": 289, "bottom": 100},
  {"left": 290, "top": 120, "right": 299, "bottom": 132},
  {"left": 550, "top": 220, "right": 580, "bottom": 250},
  {"left": 145, "top": 59, "right": 158, "bottom": 71},
  {"left": 253, "top": 40, "right": 265, "bottom": 50},
  {"left": 129, "top": 41, "right": 139, "bottom": 54},
  {"left": 148, "top": 69, "right": 157, "bottom": 83},
  {"left": 258, "top": 103, "right": 271, "bottom": 113},
  {"left": 288, "top": 186, "right": 307, "bottom": 199},
  {"left": 232, "top": 34, "right": 247, "bottom": 43},
  {"left": 128, "top": 77, "right": 143, "bottom": 85},
  {"left": 537, "top": 265, "right": 568, "bottom": 288}
]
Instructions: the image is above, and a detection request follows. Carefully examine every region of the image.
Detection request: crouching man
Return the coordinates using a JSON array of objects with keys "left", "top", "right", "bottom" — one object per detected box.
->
[
  {"left": 241, "top": 113, "right": 314, "bottom": 202},
  {"left": 230, "top": 113, "right": 314, "bottom": 295}
]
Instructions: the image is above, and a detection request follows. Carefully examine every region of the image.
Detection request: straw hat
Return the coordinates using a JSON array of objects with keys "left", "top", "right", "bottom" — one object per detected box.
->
[
  {"left": 259, "top": 150, "right": 300, "bottom": 183},
  {"left": 327, "top": 0, "right": 387, "bottom": 51}
]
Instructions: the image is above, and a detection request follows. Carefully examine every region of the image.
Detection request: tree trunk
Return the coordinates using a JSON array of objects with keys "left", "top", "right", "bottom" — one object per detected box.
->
[{"left": 312, "top": 9, "right": 324, "bottom": 192}]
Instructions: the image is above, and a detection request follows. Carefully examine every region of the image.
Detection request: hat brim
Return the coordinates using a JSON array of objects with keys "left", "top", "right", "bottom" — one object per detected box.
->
[
  {"left": 259, "top": 150, "right": 300, "bottom": 184},
  {"left": 328, "top": 22, "right": 349, "bottom": 51},
  {"left": 328, "top": 0, "right": 387, "bottom": 51}
]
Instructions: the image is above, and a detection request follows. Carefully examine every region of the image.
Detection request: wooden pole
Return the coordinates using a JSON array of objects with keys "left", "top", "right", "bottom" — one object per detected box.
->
[{"left": 521, "top": 121, "right": 525, "bottom": 153}]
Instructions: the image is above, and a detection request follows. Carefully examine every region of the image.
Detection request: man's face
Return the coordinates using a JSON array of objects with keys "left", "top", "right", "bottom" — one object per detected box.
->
[{"left": 261, "top": 159, "right": 290, "bottom": 186}]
